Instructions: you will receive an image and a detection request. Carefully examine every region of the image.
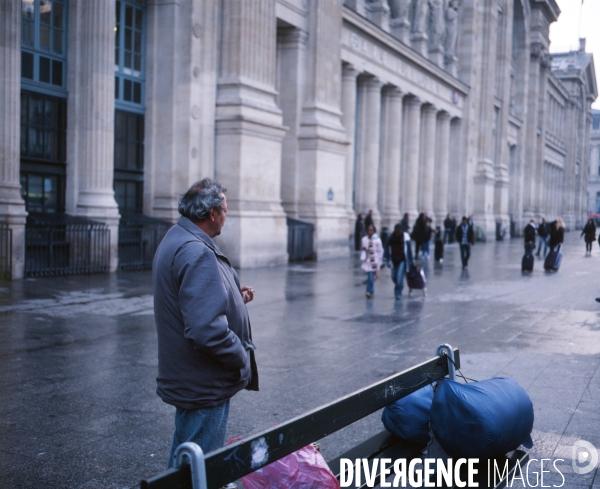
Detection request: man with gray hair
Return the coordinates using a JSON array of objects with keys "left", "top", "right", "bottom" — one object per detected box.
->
[{"left": 153, "top": 178, "right": 258, "bottom": 466}]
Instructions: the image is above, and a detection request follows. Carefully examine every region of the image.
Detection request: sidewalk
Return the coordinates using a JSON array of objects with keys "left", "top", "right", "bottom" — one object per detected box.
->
[{"left": 1, "top": 232, "right": 599, "bottom": 488}]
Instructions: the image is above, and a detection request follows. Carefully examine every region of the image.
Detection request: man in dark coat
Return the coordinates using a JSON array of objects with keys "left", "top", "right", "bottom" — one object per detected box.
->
[
  {"left": 364, "top": 209, "right": 375, "bottom": 231},
  {"left": 523, "top": 219, "right": 536, "bottom": 255},
  {"left": 153, "top": 178, "right": 258, "bottom": 466},
  {"left": 354, "top": 214, "right": 366, "bottom": 251},
  {"left": 455, "top": 216, "right": 474, "bottom": 269}
]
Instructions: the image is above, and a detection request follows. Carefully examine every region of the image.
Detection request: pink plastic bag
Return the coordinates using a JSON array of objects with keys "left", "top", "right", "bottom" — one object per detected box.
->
[{"left": 241, "top": 444, "right": 340, "bottom": 489}]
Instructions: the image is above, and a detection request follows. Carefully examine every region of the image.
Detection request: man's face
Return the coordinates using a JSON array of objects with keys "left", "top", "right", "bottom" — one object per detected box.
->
[{"left": 211, "top": 195, "right": 227, "bottom": 237}]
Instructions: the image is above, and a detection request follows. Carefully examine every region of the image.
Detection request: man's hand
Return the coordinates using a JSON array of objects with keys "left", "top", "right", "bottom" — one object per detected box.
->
[{"left": 241, "top": 286, "right": 254, "bottom": 304}]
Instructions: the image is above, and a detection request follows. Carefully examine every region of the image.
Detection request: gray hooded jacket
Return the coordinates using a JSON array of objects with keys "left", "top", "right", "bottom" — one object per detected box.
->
[{"left": 153, "top": 217, "right": 258, "bottom": 410}]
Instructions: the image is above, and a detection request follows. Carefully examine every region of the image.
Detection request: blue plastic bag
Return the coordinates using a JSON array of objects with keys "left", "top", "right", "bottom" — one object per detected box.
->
[
  {"left": 381, "top": 384, "right": 434, "bottom": 445},
  {"left": 430, "top": 377, "right": 534, "bottom": 458}
]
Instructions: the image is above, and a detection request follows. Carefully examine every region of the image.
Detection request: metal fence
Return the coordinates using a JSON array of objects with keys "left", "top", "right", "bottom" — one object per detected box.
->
[
  {"left": 118, "top": 214, "right": 171, "bottom": 270},
  {"left": 287, "top": 217, "right": 315, "bottom": 261},
  {"left": 25, "top": 214, "right": 110, "bottom": 277},
  {"left": 0, "top": 223, "right": 12, "bottom": 280}
]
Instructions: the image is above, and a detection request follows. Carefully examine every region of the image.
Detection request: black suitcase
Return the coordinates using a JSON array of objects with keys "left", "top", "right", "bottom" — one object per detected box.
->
[
  {"left": 407, "top": 266, "right": 427, "bottom": 296},
  {"left": 544, "top": 248, "right": 562, "bottom": 271},
  {"left": 522, "top": 253, "right": 534, "bottom": 272},
  {"left": 435, "top": 240, "right": 444, "bottom": 261}
]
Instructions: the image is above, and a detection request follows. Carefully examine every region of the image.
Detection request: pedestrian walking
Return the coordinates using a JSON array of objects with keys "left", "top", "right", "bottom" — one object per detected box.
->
[
  {"left": 354, "top": 213, "right": 366, "bottom": 251},
  {"left": 153, "top": 178, "right": 258, "bottom": 466},
  {"left": 361, "top": 225, "right": 384, "bottom": 298},
  {"left": 581, "top": 218, "right": 596, "bottom": 255},
  {"left": 548, "top": 217, "right": 565, "bottom": 252},
  {"left": 536, "top": 217, "right": 550, "bottom": 258},
  {"left": 364, "top": 209, "right": 375, "bottom": 231},
  {"left": 523, "top": 219, "right": 536, "bottom": 255},
  {"left": 421, "top": 218, "right": 434, "bottom": 258},
  {"left": 443, "top": 214, "right": 454, "bottom": 244},
  {"left": 399, "top": 212, "right": 411, "bottom": 233},
  {"left": 384, "top": 224, "right": 413, "bottom": 299},
  {"left": 411, "top": 212, "right": 427, "bottom": 258},
  {"left": 456, "top": 216, "right": 474, "bottom": 269}
]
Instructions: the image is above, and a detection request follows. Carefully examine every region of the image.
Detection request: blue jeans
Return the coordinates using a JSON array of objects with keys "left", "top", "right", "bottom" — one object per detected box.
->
[
  {"left": 366, "top": 271, "right": 375, "bottom": 295},
  {"left": 536, "top": 236, "right": 549, "bottom": 257},
  {"left": 168, "top": 400, "right": 230, "bottom": 468},
  {"left": 391, "top": 261, "right": 406, "bottom": 298},
  {"left": 421, "top": 241, "right": 430, "bottom": 257},
  {"left": 460, "top": 243, "right": 471, "bottom": 267}
]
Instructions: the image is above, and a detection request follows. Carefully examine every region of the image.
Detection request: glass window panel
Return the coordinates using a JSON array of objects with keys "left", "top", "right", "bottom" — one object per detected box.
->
[
  {"left": 44, "top": 98, "right": 57, "bottom": 126},
  {"left": 20, "top": 174, "right": 28, "bottom": 202},
  {"left": 21, "top": 124, "right": 28, "bottom": 155},
  {"left": 40, "top": 1, "right": 52, "bottom": 24},
  {"left": 39, "top": 56, "right": 51, "bottom": 83},
  {"left": 52, "top": 29, "right": 63, "bottom": 54},
  {"left": 45, "top": 130, "right": 57, "bottom": 160},
  {"left": 124, "top": 52, "right": 132, "bottom": 69},
  {"left": 133, "top": 54, "right": 141, "bottom": 72},
  {"left": 21, "top": 51, "right": 34, "bottom": 79},
  {"left": 127, "top": 142, "right": 137, "bottom": 168},
  {"left": 43, "top": 176, "right": 57, "bottom": 210},
  {"left": 116, "top": 1, "right": 121, "bottom": 22},
  {"left": 28, "top": 174, "right": 44, "bottom": 211},
  {"left": 125, "top": 5, "right": 133, "bottom": 27},
  {"left": 22, "top": 20, "right": 35, "bottom": 46},
  {"left": 114, "top": 141, "right": 127, "bottom": 169},
  {"left": 126, "top": 182, "right": 137, "bottom": 211},
  {"left": 29, "top": 95, "right": 44, "bottom": 125},
  {"left": 21, "top": 96, "right": 28, "bottom": 124},
  {"left": 134, "top": 31, "right": 142, "bottom": 53},
  {"left": 125, "top": 28, "right": 132, "bottom": 50},
  {"left": 135, "top": 8, "right": 143, "bottom": 30},
  {"left": 22, "top": 0, "right": 34, "bottom": 19},
  {"left": 51, "top": 59, "right": 63, "bottom": 85},
  {"left": 52, "top": 3, "right": 63, "bottom": 28},
  {"left": 115, "top": 76, "right": 120, "bottom": 99},
  {"left": 40, "top": 25, "right": 51, "bottom": 50},
  {"left": 133, "top": 82, "right": 141, "bottom": 104},
  {"left": 124, "top": 79, "right": 132, "bottom": 101},
  {"left": 115, "top": 109, "right": 126, "bottom": 136},
  {"left": 136, "top": 115, "right": 144, "bottom": 141},
  {"left": 29, "top": 128, "right": 44, "bottom": 157}
]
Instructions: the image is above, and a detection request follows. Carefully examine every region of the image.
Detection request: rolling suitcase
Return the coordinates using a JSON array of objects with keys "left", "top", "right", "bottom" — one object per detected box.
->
[
  {"left": 521, "top": 253, "right": 534, "bottom": 272},
  {"left": 407, "top": 266, "right": 427, "bottom": 296},
  {"left": 434, "top": 240, "right": 444, "bottom": 262},
  {"left": 544, "top": 246, "right": 562, "bottom": 271}
]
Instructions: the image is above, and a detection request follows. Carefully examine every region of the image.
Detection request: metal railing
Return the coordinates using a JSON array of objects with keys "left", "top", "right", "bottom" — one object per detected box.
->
[
  {"left": 287, "top": 217, "right": 315, "bottom": 261},
  {"left": 25, "top": 214, "right": 110, "bottom": 277},
  {"left": 0, "top": 223, "right": 12, "bottom": 280},
  {"left": 118, "top": 214, "right": 171, "bottom": 270}
]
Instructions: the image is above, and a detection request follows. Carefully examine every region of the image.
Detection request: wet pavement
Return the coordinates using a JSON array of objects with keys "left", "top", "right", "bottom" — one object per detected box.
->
[{"left": 1, "top": 232, "right": 600, "bottom": 488}]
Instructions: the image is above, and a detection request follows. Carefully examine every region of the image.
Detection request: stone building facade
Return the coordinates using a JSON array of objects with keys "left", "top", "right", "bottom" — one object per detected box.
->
[
  {"left": 587, "top": 109, "right": 600, "bottom": 215},
  {"left": 0, "top": 0, "right": 597, "bottom": 279}
]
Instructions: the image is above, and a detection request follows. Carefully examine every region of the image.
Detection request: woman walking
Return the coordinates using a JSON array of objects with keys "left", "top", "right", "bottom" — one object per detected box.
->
[
  {"left": 548, "top": 217, "right": 565, "bottom": 252},
  {"left": 361, "top": 225, "right": 383, "bottom": 298},
  {"left": 581, "top": 218, "right": 596, "bottom": 255},
  {"left": 384, "top": 224, "right": 413, "bottom": 299}
]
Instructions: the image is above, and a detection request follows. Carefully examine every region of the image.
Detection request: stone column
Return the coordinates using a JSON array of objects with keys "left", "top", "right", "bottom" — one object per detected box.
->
[
  {"left": 402, "top": 96, "right": 422, "bottom": 219},
  {"left": 419, "top": 104, "right": 437, "bottom": 220},
  {"left": 355, "top": 76, "right": 383, "bottom": 227},
  {"left": 379, "top": 87, "right": 404, "bottom": 229},
  {"left": 144, "top": 0, "right": 218, "bottom": 221},
  {"left": 0, "top": 1, "right": 27, "bottom": 279},
  {"left": 70, "top": 1, "right": 120, "bottom": 271},
  {"left": 278, "top": 28, "right": 308, "bottom": 219},
  {"left": 215, "top": 0, "right": 287, "bottom": 267},
  {"left": 472, "top": 2, "right": 498, "bottom": 236},
  {"left": 434, "top": 112, "right": 451, "bottom": 224},
  {"left": 341, "top": 63, "right": 360, "bottom": 223},
  {"left": 296, "top": 0, "right": 349, "bottom": 259}
]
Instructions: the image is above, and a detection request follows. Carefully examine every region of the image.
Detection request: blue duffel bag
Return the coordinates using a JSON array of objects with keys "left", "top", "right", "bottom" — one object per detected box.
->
[
  {"left": 381, "top": 384, "right": 434, "bottom": 445},
  {"left": 430, "top": 377, "right": 534, "bottom": 458}
]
